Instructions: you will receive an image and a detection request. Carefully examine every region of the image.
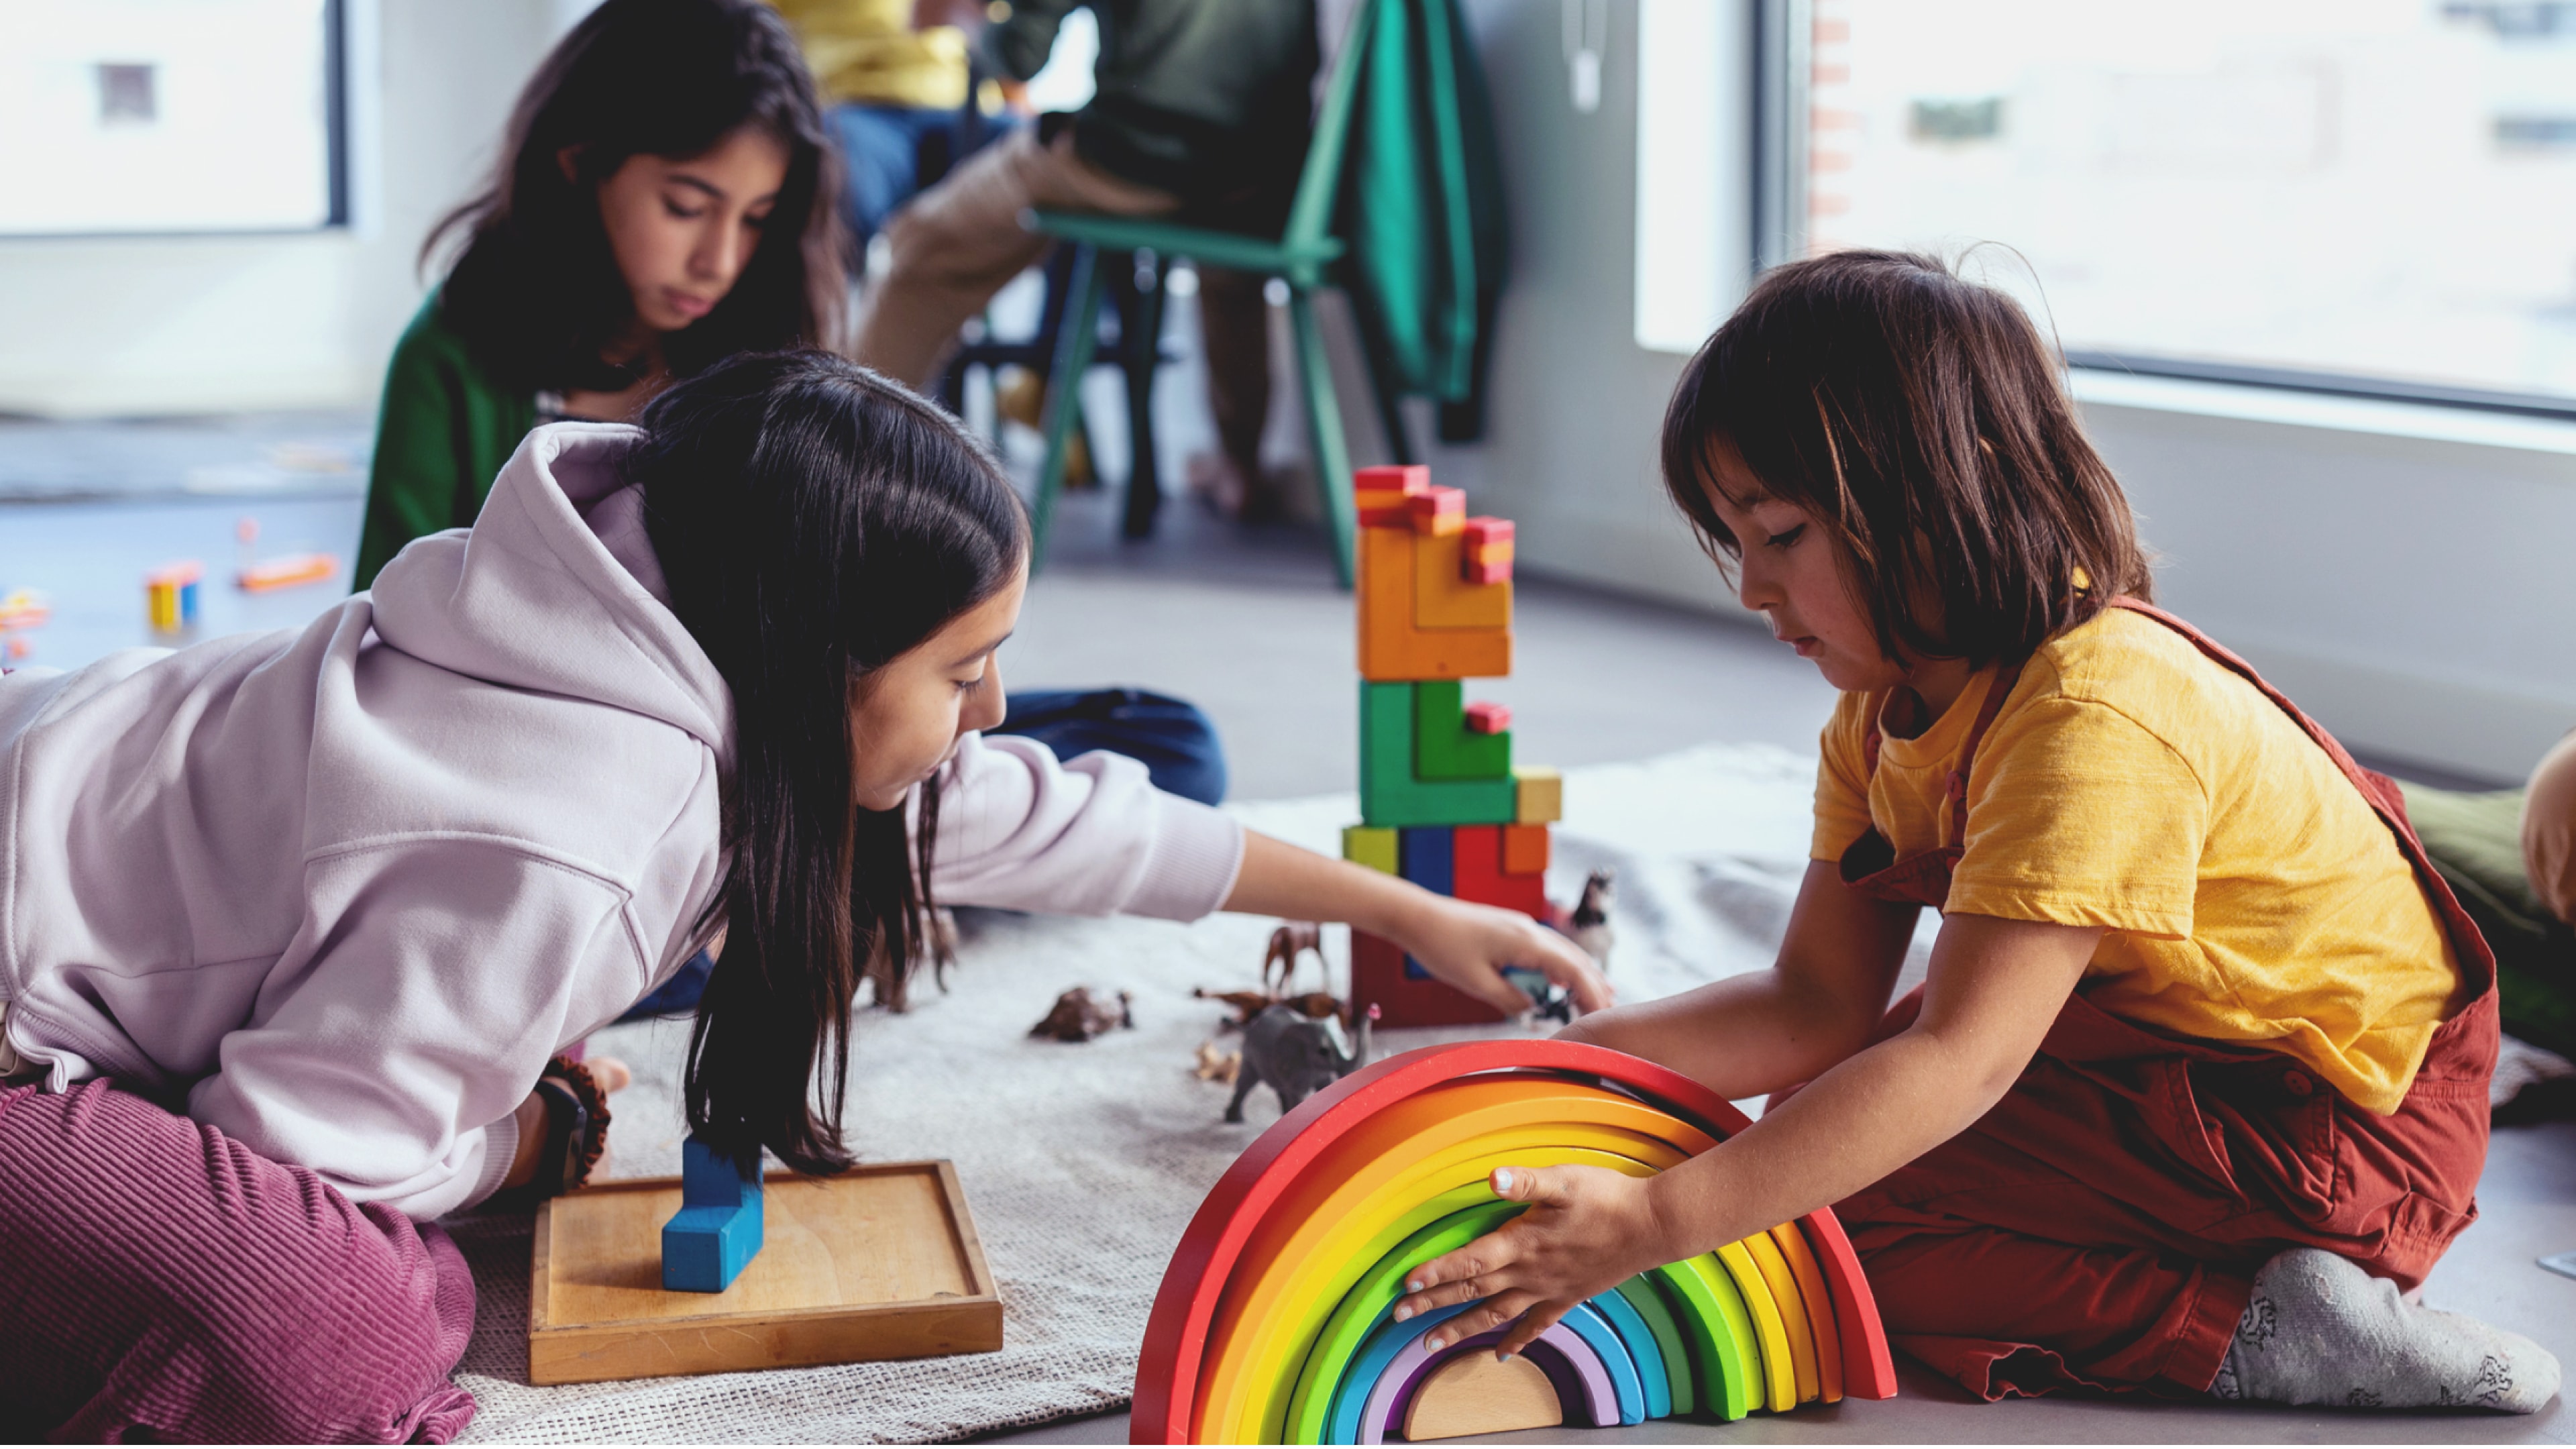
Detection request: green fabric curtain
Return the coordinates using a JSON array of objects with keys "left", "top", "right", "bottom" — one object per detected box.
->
[{"left": 1335, "top": 0, "right": 1508, "bottom": 430}]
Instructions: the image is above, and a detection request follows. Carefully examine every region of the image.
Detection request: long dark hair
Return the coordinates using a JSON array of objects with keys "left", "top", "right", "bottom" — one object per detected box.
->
[
  {"left": 631, "top": 351, "right": 1027, "bottom": 1174},
  {"left": 427, "top": 0, "right": 847, "bottom": 396},
  {"left": 1661, "top": 250, "right": 2152, "bottom": 669}
]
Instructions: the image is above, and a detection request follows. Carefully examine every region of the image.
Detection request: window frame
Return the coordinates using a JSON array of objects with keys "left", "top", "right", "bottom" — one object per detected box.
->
[
  {"left": 0, "top": 0, "right": 352, "bottom": 241},
  {"left": 1748, "top": 0, "right": 2576, "bottom": 424}
]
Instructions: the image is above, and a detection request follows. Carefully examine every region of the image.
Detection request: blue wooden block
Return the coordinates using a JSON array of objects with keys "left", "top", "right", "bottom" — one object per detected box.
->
[
  {"left": 1397, "top": 826, "right": 1456, "bottom": 979},
  {"left": 661, "top": 1135, "right": 763, "bottom": 1293}
]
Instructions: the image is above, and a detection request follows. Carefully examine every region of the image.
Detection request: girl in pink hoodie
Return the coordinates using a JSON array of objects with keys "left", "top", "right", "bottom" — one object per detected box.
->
[{"left": 0, "top": 351, "right": 1605, "bottom": 1440}]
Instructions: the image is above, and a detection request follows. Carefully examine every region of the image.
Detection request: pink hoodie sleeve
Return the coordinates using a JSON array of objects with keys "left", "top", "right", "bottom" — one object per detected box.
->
[
  {"left": 922, "top": 733, "right": 1246, "bottom": 919},
  {"left": 185, "top": 837, "right": 647, "bottom": 1220}
]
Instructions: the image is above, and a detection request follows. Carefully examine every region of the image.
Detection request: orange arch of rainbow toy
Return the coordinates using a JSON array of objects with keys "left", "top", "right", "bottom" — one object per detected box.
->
[{"left": 1132, "top": 1039, "right": 1898, "bottom": 1443}]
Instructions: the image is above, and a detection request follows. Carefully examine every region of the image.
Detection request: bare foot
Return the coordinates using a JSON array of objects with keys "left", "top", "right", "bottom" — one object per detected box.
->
[{"left": 588, "top": 1055, "right": 634, "bottom": 1093}]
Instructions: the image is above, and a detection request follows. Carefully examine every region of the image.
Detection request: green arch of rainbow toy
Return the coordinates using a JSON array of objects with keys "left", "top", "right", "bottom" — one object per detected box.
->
[{"left": 1132, "top": 1039, "right": 1898, "bottom": 1443}]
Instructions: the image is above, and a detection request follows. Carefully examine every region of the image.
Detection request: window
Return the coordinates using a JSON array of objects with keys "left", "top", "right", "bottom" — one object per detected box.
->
[
  {"left": 1768, "top": 0, "right": 2576, "bottom": 413},
  {"left": 0, "top": 0, "right": 347, "bottom": 236}
]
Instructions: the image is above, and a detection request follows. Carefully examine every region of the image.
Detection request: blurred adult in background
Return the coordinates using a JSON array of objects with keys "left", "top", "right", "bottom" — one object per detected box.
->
[
  {"left": 851, "top": 0, "right": 1319, "bottom": 519},
  {"left": 769, "top": 0, "right": 1022, "bottom": 250},
  {"left": 354, "top": 0, "right": 847, "bottom": 589}
]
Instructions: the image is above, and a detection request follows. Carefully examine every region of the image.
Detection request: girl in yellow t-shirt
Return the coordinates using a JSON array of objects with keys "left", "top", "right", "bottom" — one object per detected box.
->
[{"left": 1392, "top": 250, "right": 2555, "bottom": 1412}]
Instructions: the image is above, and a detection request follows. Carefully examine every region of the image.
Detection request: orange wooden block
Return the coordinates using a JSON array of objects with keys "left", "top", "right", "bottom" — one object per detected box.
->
[
  {"left": 1502, "top": 822, "right": 1550, "bottom": 875},
  {"left": 1358, "top": 528, "right": 1514, "bottom": 681},
  {"left": 1411, "top": 529, "right": 1511, "bottom": 631}
]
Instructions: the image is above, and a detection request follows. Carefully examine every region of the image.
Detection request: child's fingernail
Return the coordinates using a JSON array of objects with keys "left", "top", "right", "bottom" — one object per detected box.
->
[
  {"left": 1405, "top": 1277, "right": 1422, "bottom": 1292},
  {"left": 1494, "top": 1169, "right": 1515, "bottom": 1191},
  {"left": 1498, "top": 1350, "right": 1515, "bottom": 1362},
  {"left": 1425, "top": 1336, "right": 1444, "bottom": 1351},
  {"left": 1394, "top": 1304, "right": 1413, "bottom": 1321}
]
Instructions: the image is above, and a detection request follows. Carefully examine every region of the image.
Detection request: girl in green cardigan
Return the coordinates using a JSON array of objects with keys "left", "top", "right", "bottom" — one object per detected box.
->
[{"left": 357, "top": 0, "right": 850, "bottom": 588}]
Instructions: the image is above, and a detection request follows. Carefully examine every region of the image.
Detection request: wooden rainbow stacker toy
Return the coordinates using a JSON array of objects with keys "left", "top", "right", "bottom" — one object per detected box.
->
[{"left": 1128, "top": 1038, "right": 1898, "bottom": 1443}]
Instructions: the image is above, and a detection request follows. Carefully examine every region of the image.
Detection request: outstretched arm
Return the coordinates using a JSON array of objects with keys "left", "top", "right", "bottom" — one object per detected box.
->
[
  {"left": 1392, "top": 896, "right": 2100, "bottom": 1356},
  {"left": 1224, "top": 830, "right": 1611, "bottom": 1018},
  {"left": 1557, "top": 859, "right": 1921, "bottom": 1099}
]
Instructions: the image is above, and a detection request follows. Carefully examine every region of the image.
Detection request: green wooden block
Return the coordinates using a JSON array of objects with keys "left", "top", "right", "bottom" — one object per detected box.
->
[
  {"left": 1412, "top": 679, "right": 1512, "bottom": 781},
  {"left": 1341, "top": 824, "right": 1399, "bottom": 874},
  {"left": 1359, "top": 682, "right": 1516, "bottom": 828}
]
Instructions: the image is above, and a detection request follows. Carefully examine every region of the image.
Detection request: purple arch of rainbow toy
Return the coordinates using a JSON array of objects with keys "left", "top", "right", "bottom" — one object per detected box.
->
[
  {"left": 1358, "top": 1324, "right": 1617, "bottom": 1444},
  {"left": 1130, "top": 1038, "right": 1898, "bottom": 1443}
]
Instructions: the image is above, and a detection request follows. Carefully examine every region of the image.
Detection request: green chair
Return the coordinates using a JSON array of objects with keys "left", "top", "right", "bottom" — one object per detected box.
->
[{"left": 1022, "top": 0, "right": 1385, "bottom": 588}]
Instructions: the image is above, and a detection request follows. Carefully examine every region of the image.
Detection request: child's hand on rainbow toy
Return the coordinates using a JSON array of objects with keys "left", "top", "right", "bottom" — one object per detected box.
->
[
  {"left": 1385, "top": 897, "right": 1613, "bottom": 1019},
  {"left": 1391, "top": 1161, "right": 1671, "bottom": 1359}
]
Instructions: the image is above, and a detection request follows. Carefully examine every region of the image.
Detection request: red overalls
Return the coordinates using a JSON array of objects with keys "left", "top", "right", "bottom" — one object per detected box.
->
[{"left": 1831, "top": 599, "right": 2500, "bottom": 1401}]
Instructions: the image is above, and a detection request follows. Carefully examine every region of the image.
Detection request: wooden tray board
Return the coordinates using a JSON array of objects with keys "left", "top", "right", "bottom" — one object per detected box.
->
[{"left": 530, "top": 1159, "right": 1002, "bottom": 1385}]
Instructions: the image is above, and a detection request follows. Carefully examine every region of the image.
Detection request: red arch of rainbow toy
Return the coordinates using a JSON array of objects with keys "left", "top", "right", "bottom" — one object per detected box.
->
[{"left": 1132, "top": 1038, "right": 1898, "bottom": 1442}]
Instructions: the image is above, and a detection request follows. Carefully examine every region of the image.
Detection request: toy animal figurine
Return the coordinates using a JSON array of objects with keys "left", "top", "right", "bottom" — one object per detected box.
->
[
  {"left": 1226, "top": 1003, "right": 1377, "bottom": 1123},
  {"left": 1193, "top": 985, "right": 1346, "bottom": 1030},
  {"left": 1567, "top": 869, "right": 1615, "bottom": 971},
  {"left": 1263, "top": 921, "right": 1327, "bottom": 996},
  {"left": 1500, "top": 967, "right": 1575, "bottom": 1026},
  {"left": 1030, "top": 985, "right": 1133, "bottom": 1042},
  {"left": 865, "top": 905, "right": 961, "bottom": 1012},
  {"left": 1192, "top": 987, "right": 1277, "bottom": 1029},
  {"left": 1193, "top": 1040, "right": 1241, "bottom": 1085}
]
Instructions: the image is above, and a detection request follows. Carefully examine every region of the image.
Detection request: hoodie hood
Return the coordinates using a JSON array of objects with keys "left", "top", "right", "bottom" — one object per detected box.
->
[{"left": 368, "top": 422, "right": 733, "bottom": 764}]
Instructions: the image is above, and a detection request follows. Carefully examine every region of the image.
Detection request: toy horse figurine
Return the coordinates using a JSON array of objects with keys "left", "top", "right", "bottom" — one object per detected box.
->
[
  {"left": 1263, "top": 920, "right": 1327, "bottom": 996},
  {"left": 1567, "top": 869, "right": 1615, "bottom": 971}
]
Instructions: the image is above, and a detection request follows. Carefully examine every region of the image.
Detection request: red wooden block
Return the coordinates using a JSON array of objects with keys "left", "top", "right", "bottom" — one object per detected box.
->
[
  {"left": 1349, "top": 928, "right": 1509, "bottom": 1030},
  {"left": 1462, "top": 516, "right": 1515, "bottom": 550},
  {"left": 1464, "top": 554, "right": 1513, "bottom": 586},
  {"left": 1452, "top": 825, "right": 1548, "bottom": 918},
  {"left": 1502, "top": 822, "right": 1550, "bottom": 875},
  {"left": 1126, "top": 1038, "right": 1898, "bottom": 1442},
  {"left": 1407, "top": 487, "right": 1466, "bottom": 536},
  {"left": 1462, "top": 701, "right": 1511, "bottom": 735},
  {"left": 1354, "top": 466, "right": 1429, "bottom": 527}
]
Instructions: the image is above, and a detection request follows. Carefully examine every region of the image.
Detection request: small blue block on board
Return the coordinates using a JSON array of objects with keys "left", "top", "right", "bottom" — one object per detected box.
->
[{"left": 661, "top": 1135, "right": 763, "bottom": 1293}]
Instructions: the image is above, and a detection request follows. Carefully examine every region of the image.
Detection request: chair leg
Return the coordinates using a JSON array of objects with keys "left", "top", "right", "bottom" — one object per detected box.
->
[
  {"left": 1356, "top": 326, "right": 1415, "bottom": 466},
  {"left": 1032, "top": 246, "right": 1106, "bottom": 572},
  {"left": 1286, "top": 284, "right": 1358, "bottom": 590},
  {"left": 1120, "top": 253, "right": 1168, "bottom": 540}
]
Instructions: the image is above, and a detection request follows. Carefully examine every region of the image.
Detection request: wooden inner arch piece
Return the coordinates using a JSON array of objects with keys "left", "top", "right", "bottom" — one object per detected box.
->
[{"left": 1401, "top": 1351, "right": 1564, "bottom": 1441}]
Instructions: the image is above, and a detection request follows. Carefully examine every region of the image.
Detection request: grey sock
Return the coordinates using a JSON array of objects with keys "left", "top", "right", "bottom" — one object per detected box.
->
[{"left": 2210, "top": 1248, "right": 2559, "bottom": 1412}]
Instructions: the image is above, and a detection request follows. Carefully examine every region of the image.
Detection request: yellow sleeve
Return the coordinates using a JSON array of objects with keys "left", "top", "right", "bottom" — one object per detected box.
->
[
  {"left": 1945, "top": 695, "right": 2205, "bottom": 937},
  {"left": 1810, "top": 692, "right": 1878, "bottom": 863}
]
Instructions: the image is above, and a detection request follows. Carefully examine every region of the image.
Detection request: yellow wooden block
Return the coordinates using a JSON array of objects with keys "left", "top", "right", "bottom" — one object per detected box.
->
[
  {"left": 1403, "top": 1349, "right": 1562, "bottom": 1441},
  {"left": 1412, "top": 529, "right": 1511, "bottom": 631},
  {"left": 1341, "top": 825, "right": 1398, "bottom": 875},
  {"left": 1513, "top": 765, "right": 1563, "bottom": 824}
]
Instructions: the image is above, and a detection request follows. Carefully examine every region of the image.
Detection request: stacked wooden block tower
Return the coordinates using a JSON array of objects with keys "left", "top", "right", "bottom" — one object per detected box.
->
[{"left": 1340, "top": 466, "right": 1563, "bottom": 1027}]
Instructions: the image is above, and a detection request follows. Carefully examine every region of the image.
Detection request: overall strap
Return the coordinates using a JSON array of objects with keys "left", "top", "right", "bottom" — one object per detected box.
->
[{"left": 1856, "top": 661, "right": 2027, "bottom": 851}]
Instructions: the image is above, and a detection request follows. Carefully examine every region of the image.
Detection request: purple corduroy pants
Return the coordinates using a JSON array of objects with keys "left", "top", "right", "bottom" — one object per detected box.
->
[{"left": 0, "top": 1079, "right": 478, "bottom": 1442}]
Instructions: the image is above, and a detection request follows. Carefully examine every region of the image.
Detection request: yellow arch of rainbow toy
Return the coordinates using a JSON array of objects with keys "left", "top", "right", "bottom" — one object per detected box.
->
[{"left": 1131, "top": 1042, "right": 1899, "bottom": 1444}]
